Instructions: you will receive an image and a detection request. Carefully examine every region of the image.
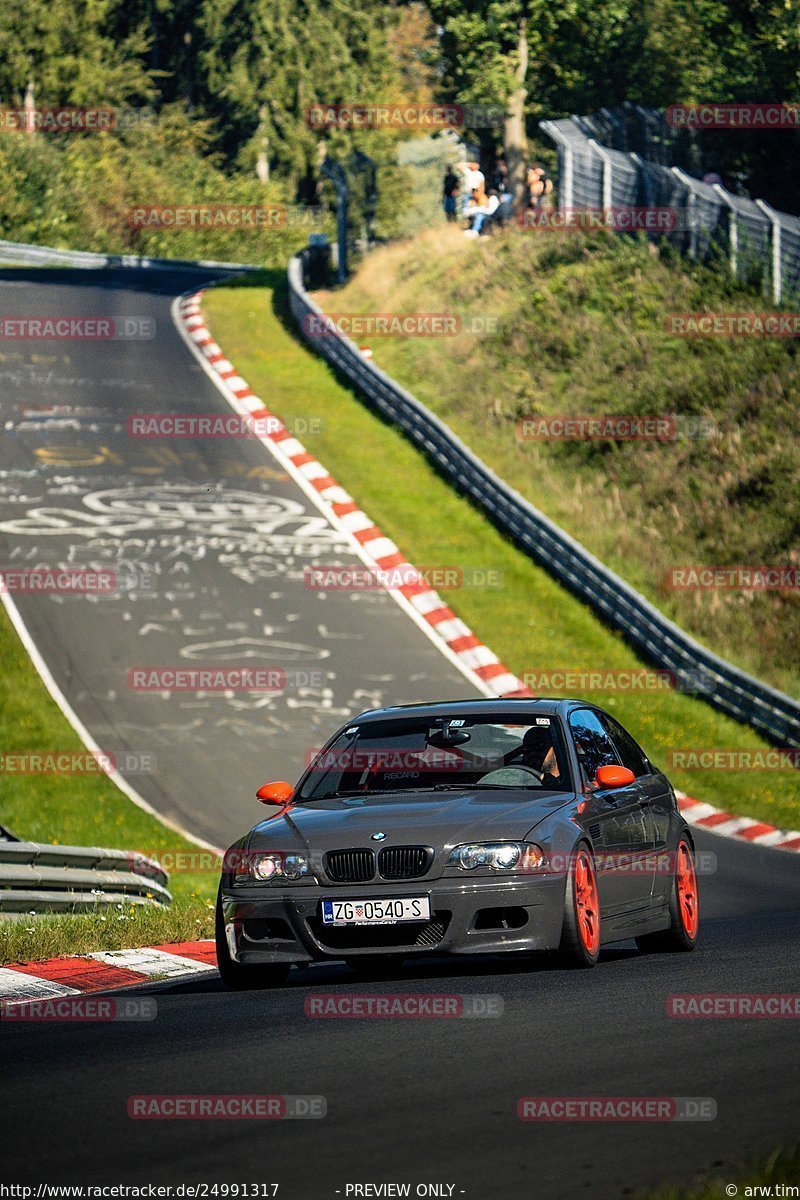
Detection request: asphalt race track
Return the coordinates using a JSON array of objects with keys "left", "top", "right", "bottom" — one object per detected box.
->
[
  {"left": 2, "top": 267, "right": 799, "bottom": 1199},
  {"left": 0, "top": 266, "right": 477, "bottom": 847}
]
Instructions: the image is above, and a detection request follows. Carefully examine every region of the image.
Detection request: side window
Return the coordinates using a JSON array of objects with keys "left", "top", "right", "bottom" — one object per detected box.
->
[
  {"left": 568, "top": 709, "right": 620, "bottom": 783},
  {"left": 600, "top": 715, "right": 650, "bottom": 779}
]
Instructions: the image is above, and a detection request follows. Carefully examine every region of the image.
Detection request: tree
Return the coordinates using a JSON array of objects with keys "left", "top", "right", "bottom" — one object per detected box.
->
[
  {"left": 197, "top": 0, "right": 411, "bottom": 200},
  {"left": 0, "top": 0, "right": 154, "bottom": 108},
  {"left": 426, "top": 0, "right": 588, "bottom": 208}
]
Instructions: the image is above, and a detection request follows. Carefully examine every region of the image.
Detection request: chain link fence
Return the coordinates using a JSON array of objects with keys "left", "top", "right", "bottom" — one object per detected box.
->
[{"left": 541, "top": 108, "right": 800, "bottom": 304}]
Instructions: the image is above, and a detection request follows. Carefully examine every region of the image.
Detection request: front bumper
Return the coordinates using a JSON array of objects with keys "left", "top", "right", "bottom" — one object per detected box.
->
[{"left": 221, "top": 874, "right": 566, "bottom": 963}]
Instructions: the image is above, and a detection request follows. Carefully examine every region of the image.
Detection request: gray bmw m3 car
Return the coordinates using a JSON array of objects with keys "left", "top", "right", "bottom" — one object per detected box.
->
[{"left": 216, "top": 698, "right": 700, "bottom": 986}]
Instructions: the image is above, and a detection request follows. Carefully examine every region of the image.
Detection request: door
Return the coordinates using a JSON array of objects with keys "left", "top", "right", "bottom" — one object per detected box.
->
[
  {"left": 568, "top": 708, "right": 654, "bottom": 913},
  {"left": 598, "top": 712, "right": 661, "bottom": 906}
]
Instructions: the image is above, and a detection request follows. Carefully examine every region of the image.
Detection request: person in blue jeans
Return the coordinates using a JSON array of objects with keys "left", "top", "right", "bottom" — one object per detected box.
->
[{"left": 466, "top": 189, "right": 501, "bottom": 237}]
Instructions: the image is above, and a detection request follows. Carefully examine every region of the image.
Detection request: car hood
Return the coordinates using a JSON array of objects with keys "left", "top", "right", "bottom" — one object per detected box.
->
[{"left": 247, "top": 788, "right": 574, "bottom": 853}]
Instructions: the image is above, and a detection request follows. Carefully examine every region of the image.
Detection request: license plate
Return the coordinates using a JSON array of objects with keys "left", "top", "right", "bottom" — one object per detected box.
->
[{"left": 321, "top": 897, "right": 431, "bottom": 926}]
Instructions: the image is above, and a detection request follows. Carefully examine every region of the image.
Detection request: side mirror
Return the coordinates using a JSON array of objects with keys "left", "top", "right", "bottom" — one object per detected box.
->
[
  {"left": 596, "top": 764, "right": 636, "bottom": 789},
  {"left": 256, "top": 780, "right": 294, "bottom": 807}
]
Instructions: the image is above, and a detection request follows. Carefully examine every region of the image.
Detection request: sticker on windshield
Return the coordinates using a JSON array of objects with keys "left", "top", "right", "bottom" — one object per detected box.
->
[
  {"left": 449, "top": 719, "right": 466, "bottom": 727},
  {"left": 536, "top": 718, "right": 551, "bottom": 726}
]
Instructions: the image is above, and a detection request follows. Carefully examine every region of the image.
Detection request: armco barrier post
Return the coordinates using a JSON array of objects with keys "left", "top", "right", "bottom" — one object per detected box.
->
[
  {"left": 713, "top": 184, "right": 738, "bottom": 278},
  {"left": 589, "top": 140, "right": 613, "bottom": 209},
  {"left": 756, "top": 199, "right": 783, "bottom": 304}
]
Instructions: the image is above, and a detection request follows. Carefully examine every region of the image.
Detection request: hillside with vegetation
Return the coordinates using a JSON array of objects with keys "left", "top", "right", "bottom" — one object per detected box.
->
[{"left": 317, "top": 226, "right": 800, "bottom": 698}]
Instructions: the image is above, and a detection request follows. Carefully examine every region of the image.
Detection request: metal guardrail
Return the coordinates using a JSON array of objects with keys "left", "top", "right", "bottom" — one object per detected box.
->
[
  {"left": 0, "top": 237, "right": 257, "bottom": 273},
  {"left": 287, "top": 254, "right": 800, "bottom": 748},
  {"left": 0, "top": 840, "right": 171, "bottom": 915}
]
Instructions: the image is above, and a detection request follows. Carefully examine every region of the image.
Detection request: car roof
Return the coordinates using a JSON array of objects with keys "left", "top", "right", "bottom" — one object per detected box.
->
[{"left": 351, "top": 697, "right": 605, "bottom": 724}]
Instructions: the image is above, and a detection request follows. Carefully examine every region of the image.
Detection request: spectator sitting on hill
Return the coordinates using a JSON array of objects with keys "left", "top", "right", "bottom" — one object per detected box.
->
[
  {"left": 463, "top": 182, "right": 487, "bottom": 230},
  {"left": 455, "top": 160, "right": 485, "bottom": 206},
  {"left": 464, "top": 187, "right": 501, "bottom": 237}
]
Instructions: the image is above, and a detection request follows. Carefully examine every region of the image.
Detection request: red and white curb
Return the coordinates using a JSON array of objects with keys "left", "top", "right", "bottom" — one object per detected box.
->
[
  {"left": 0, "top": 940, "right": 216, "bottom": 1005},
  {"left": 676, "top": 792, "right": 800, "bottom": 851},
  {"left": 171, "top": 289, "right": 800, "bottom": 858},
  {"left": 173, "top": 290, "right": 528, "bottom": 700}
]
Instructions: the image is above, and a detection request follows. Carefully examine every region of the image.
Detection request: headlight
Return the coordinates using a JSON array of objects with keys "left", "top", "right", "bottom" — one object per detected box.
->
[
  {"left": 447, "top": 842, "right": 546, "bottom": 873},
  {"left": 236, "top": 851, "right": 311, "bottom": 883}
]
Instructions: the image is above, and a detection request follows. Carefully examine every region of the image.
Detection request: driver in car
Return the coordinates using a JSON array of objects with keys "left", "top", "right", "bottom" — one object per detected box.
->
[{"left": 477, "top": 725, "right": 561, "bottom": 788}]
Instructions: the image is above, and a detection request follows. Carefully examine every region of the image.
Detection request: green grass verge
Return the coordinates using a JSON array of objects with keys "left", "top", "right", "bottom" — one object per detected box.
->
[
  {"left": 639, "top": 1145, "right": 799, "bottom": 1198},
  {"left": 203, "top": 271, "right": 800, "bottom": 831},
  {"left": 0, "top": 898, "right": 215, "bottom": 967},
  {"left": 0, "top": 602, "right": 215, "bottom": 965},
  {"left": 318, "top": 227, "right": 800, "bottom": 699}
]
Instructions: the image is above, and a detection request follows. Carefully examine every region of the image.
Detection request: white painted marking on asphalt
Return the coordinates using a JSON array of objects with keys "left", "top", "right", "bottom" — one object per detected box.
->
[
  {"left": 297, "top": 461, "right": 330, "bottom": 481},
  {"left": 433, "top": 618, "right": 471, "bottom": 642},
  {"left": 362, "top": 537, "right": 398, "bottom": 559},
  {"left": 317, "top": 486, "right": 352, "bottom": 504},
  {"left": 338, "top": 511, "right": 376, "bottom": 533},
  {"left": 0, "top": 591, "right": 220, "bottom": 853},
  {"left": 86, "top": 948, "right": 213, "bottom": 977},
  {"left": 747, "top": 829, "right": 787, "bottom": 846},
  {"left": 458, "top": 646, "right": 501, "bottom": 670},
  {"left": 698, "top": 816, "right": 760, "bottom": 837},
  {"left": 679, "top": 802, "right": 719, "bottom": 822},
  {"left": 485, "top": 672, "right": 523, "bottom": 694},
  {"left": 0, "top": 969, "right": 80, "bottom": 1000},
  {"left": 410, "top": 591, "right": 448, "bottom": 615}
]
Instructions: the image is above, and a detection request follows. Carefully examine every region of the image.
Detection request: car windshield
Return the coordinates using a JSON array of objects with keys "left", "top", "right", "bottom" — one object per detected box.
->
[{"left": 298, "top": 715, "right": 572, "bottom": 800}]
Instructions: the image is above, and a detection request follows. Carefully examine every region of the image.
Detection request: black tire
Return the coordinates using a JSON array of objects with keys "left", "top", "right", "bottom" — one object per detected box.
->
[
  {"left": 215, "top": 887, "right": 290, "bottom": 990},
  {"left": 636, "top": 837, "right": 699, "bottom": 954},
  {"left": 558, "top": 844, "right": 601, "bottom": 968},
  {"left": 346, "top": 955, "right": 405, "bottom": 978}
]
